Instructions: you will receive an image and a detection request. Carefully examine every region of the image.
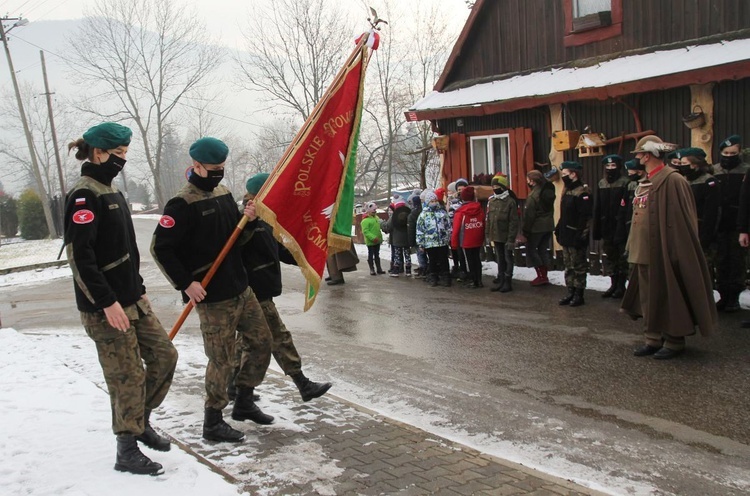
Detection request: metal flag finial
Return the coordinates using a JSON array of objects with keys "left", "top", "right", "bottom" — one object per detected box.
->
[{"left": 367, "top": 7, "right": 388, "bottom": 30}]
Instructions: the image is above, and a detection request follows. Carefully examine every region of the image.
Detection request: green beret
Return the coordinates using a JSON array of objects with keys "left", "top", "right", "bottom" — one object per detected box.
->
[
  {"left": 601, "top": 154, "right": 622, "bottom": 165},
  {"left": 246, "top": 173, "right": 270, "bottom": 195},
  {"left": 82, "top": 122, "right": 132, "bottom": 150},
  {"left": 719, "top": 135, "right": 741, "bottom": 150},
  {"left": 189, "top": 137, "right": 229, "bottom": 165},
  {"left": 561, "top": 161, "right": 582, "bottom": 171},
  {"left": 625, "top": 159, "right": 645, "bottom": 171},
  {"left": 681, "top": 147, "right": 707, "bottom": 159},
  {"left": 666, "top": 149, "right": 681, "bottom": 160}
]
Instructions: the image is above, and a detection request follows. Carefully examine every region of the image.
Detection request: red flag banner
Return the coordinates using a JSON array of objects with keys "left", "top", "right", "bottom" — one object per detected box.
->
[{"left": 254, "top": 39, "right": 371, "bottom": 311}]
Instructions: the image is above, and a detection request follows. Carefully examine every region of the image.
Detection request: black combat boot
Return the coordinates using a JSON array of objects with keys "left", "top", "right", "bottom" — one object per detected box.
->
[
  {"left": 490, "top": 273, "right": 506, "bottom": 292},
  {"left": 611, "top": 276, "right": 627, "bottom": 299},
  {"left": 439, "top": 273, "right": 452, "bottom": 287},
  {"left": 602, "top": 274, "right": 618, "bottom": 298},
  {"left": 228, "top": 368, "right": 260, "bottom": 401},
  {"left": 724, "top": 294, "right": 741, "bottom": 313},
  {"left": 559, "top": 287, "right": 575, "bottom": 305},
  {"left": 291, "top": 372, "right": 332, "bottom": 402},
  {"left": 231, "top": 387, "right": 274, "bottom": 424},
  {"left": 499, "top": 273, "right": 513, "bottom": 293},
  {"left": 114, "top": 434, "right": 164, "bottom": 475},
  {"left": 368, "top": 261, "right": 376, "bottom": 275},
  {"left": 203, "top": 407, "right": 245, "bottom": 442},
  {"left": 569, "top": 288, "right": 585, "bottom": 307},
  {"left": 135, "top": 410, "right": 171, "bottom": 452}
]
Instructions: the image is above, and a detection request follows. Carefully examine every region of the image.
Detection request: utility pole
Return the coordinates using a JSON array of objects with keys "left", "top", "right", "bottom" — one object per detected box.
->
[
  {"left": 1, "top": 16, "right": 58, "bottom": 237},
  {"left": 40, "top": 50, "right": 65, "bottom": 199}
]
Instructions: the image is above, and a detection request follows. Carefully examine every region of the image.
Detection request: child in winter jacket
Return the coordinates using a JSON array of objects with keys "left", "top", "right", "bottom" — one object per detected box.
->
[
  {"left": 451, "top": 186, "right": 486, "bottom": 288},
  {"left": 416, "top": 191, "right": 452, "bottom": 287},
  {"left": 361, "top": 202, "right": 386, "bottom": 275}
]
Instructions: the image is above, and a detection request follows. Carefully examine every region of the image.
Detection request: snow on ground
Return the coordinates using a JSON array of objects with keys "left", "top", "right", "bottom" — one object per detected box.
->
[
  {"left": 0, "top": 237, "right": 65, "bottom": 271},
  {"left": 0, "top": 328, "right": 243, "bottom": 496}
]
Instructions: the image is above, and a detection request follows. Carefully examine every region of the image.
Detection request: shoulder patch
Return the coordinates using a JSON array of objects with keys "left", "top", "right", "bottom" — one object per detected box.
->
[
  {"left": 75, "top": 197, "right": 86, "bottom": 206},
  {"left": 708, "top": 180, "right": 716, "bottom": 187},
  {"left": 159, "top": 215, "right": 176, "bottom": 228},
  {"left": 581, "top": 195, "right": 590, "bottom": 201},
  {"left": 72, "top": 209, "right": 94, "bottom": 225},
  {"left": 620, "top": 198, "right": 626, "bottom": 207}
]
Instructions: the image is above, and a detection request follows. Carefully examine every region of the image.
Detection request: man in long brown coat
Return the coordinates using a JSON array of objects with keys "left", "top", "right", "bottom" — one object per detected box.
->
[{"left": 621, "top": 135, "right": 718, "bottom": 359}]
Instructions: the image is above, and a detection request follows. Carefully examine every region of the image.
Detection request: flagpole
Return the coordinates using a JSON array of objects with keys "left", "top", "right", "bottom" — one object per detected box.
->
[{"left": 168, "top": 215, "right": 250, "bottom": 340}]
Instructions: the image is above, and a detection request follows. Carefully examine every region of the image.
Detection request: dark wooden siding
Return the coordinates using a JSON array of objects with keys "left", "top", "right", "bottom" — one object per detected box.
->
[
  {"left": 714, "top": 78, "right": 750, "bottom": 162},
  {"left": 565, "top": 86, "right": 692, "bottom": 187},
  {"left": 445, "top": 0, "right": 750, "bottom": 88},
  {"left": 436, "top": 108, "right": 550, "bottom": 171}
]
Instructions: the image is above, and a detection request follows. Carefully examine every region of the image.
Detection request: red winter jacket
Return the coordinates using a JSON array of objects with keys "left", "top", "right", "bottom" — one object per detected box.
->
[{"left": 451, "top": 201, "right": 485, "bottom": 249}]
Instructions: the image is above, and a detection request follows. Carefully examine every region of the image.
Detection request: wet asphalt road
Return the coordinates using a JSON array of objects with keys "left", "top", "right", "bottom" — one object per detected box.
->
[{"left": 2, "top": 217, "right": 750, "bottom": 494}]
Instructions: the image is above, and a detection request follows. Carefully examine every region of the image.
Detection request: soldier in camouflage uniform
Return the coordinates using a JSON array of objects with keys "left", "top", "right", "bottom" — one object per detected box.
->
[
  {"left": 65, "top": 123, "right": 178, "bottom": 476},
  {"left": 555, "top": 161, "right": 592, "bottom": 307},
  {"left": 486, "top": 173, "right": 519, "bottom": 293},
  {"left": 592, "top": 154, "right": 630, "bottom": 298},
  {"left": 228, "top": 173, "right": 331, "bottom": 403},
  {"left": 712, "top": 135, "right": 750, "bottom": 312},
  {"left": 151, "top": 137, "right": 273, "bottom": 443}
]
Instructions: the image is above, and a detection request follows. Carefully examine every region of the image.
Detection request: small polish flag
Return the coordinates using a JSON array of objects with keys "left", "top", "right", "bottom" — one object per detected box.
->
[
  {"left": 355, "top": 30, "right": 380, "bottom": 50},
  {"left": 75, "top": 198, "right": 86, "bottom": 206}
]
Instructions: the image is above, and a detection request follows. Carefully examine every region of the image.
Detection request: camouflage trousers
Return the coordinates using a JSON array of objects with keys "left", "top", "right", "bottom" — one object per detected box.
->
[
  {"left": 233, "top": 298, "right": 302, "bottom": 376},
  {"left": 196, "top": 287, "right": 271, "bottom": 410},
  {"left": 81, "top": 298, "right": 178, "bottom": 435},
  {"left": 562, "top": 246, "right": 588, "bottom": 289},
  {"left": 602, "top": 238, "right": 628, "bottom": 278}
]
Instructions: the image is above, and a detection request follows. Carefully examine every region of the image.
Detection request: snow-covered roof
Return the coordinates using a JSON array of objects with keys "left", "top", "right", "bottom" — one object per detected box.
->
[{"left": 411, "top": 38, "right": 750, "bottom": 114}]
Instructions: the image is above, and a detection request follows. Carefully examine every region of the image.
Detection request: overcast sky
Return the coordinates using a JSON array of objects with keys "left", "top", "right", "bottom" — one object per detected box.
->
[
  {"left": 2, "top": 0, "right": 470, "bottom": 50},
  {"left": 0, "top": 0, "right": 469, "bottom": 195}
]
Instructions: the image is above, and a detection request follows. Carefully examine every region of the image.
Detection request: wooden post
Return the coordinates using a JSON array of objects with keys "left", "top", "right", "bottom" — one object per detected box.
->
[
  {"left": 548, "top": 104, "right": 565, "bottom": 252},
  {"left": 689, "top": 83, "right": 715, "bottom": 161}
]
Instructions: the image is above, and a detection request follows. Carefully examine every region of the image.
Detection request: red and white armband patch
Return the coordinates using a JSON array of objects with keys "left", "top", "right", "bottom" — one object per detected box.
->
[
  {"left": 72, "top": 209, "right": 95, "bottom": 224},
  {"left": 159, "top": 215, "right": 176, "bottom": 228}
]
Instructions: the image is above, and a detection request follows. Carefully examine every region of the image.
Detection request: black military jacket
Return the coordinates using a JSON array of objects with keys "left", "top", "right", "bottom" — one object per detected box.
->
[
  {"left": 592, "top": 175, "right": 630, "bottom": 241},
  {"left": 151, "top": 175, "right": 251, "bottom": 303},
  {"left": 688, "top": 172, "right": 721, "bottom": 249},
  {"left": 713, "top": 161, "right": 750, "bottom": 232},
  {"left": 734, "top": 163, "right": 750, "bottom": 233},
  {"left": 555, "top": 181, "right": 592, "bottom": 248},
  {"left": 241, "top": 219, "right": 296, "bottom": 302},
  {"left": 65, "top": 163, "right": 143, "bottom": 313}
]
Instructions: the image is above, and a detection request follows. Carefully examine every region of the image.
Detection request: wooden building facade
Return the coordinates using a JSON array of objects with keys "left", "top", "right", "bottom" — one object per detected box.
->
[{"left": 408, "top": 0, "right": 750, "bottom": 197}]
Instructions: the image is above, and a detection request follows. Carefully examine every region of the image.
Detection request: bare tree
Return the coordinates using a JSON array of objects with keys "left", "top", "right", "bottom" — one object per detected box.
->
[
  {"left": 236, "top": 0, "right": 354, "bottom": 121},
  {"left": 403, "top": 2, "right": 456, "bottom": 189},
  {"left": 67, "top": 0, "right": 223, "bottom": 209},
  {"left": 0, "top": 83, "right": 78, "bottom": 237}
]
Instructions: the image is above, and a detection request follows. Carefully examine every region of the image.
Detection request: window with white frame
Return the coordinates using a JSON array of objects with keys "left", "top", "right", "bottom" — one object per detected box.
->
[
  {"left": 470, "top": 134, "right": 511, "bottom": 181},
  {"left": 573, "top": 0, "right": 611, "bottom": 17}
]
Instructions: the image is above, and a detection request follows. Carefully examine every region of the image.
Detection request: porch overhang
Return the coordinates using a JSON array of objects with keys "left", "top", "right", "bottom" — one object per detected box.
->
[{"left": 407, "top": 38, "right": 750, "bottom": 122}]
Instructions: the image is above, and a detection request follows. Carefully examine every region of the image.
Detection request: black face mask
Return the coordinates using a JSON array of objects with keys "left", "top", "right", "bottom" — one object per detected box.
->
[
  {"left": 100, "top": 153, "right": 126, "bottom": 181},
  {"left": 605, "top": 169, "right": 620, "bottom": 183},
  {"left": 720, "top": 155, "right": 741, "bottom": 170},
  {"left": 190, "top": 168, "right": 224, "bottom": 191},
  {"left": 562, "top": 176, "right": 575, "bottom": 188},
  {"left": 685, "top": 168, "right": 702, "bottom": 181},
  {"left": 675, "top": 165, "right": 691, "bottom": 176},
  {"left": 628, "top": 173, "right": 640, "bottom": 182},
  {"left": 493, "top": 187, "right": 504, "bottom": 196}
]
